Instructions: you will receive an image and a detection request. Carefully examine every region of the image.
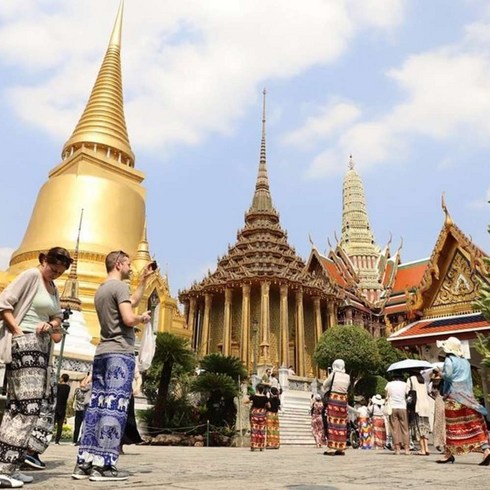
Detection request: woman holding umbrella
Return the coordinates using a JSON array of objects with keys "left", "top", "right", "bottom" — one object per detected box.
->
[{"left": 436, "top": 337, "right": 490, "bottom": 465}]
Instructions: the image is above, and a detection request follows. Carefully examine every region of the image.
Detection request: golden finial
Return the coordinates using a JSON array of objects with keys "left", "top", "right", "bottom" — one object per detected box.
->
[
  {"left": 109, "top": 0, "right": 124, "bottom": 47},
  {"left": 249, "top": 88, "right": 273, "bottom": 213},
  {"left": 441, "top": 192, "right": 453, "bottom": 227},
  {"left": 348, "top": 154, "right": 354, "bottom": 170},
  {"left": 62, "top": 0, "right": 135, "bottom": 167},
  {"left": 396, "top": 236, "right": 404, "bottom": 254},
  {"left": 308, "top": 233, "right": 317, "bottom": 250},
  {"left": 60, "top": 208, "right": 84, "bottom": 311}
]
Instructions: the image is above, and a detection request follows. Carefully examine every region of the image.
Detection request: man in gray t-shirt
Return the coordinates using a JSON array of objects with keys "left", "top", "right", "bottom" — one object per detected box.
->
[
  {"left": 95, "top": 280, "right": 135, "bottom": 355},
  {"left": 73, "top": 250, "right": 154, "bottom": 482}
]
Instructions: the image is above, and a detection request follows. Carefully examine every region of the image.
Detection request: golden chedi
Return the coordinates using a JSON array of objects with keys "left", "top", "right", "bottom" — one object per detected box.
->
[{"left": 1, "top": 1, "right": 187, "bottom": 343}]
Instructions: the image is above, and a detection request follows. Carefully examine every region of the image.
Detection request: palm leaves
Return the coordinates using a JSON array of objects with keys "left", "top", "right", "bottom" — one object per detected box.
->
[
  {"left": 150, "top": 332, "right": 196, "bottom": 432},
  {"left": 199, "top": 353, "right": 247, "bottom": 381},
  {"left": 191, "top": 372, "right": 239, "bottom": 399},
  {"left": 192, "top": 354, "right": 247, "bottom": 427}
]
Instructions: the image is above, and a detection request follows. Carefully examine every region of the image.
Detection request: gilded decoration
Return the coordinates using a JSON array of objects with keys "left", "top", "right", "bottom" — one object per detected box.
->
[
  {"left": 2, "top": 3, "right": 187, "bottom": 344},
  {"left": 180, "top": 90, "right": 341, "bottom": 370},
  {"left": 432, "top": 251, "right": 479, "bottom": 307}
]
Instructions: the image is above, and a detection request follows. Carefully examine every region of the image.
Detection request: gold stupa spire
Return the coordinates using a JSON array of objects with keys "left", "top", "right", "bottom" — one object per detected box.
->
[
  {"left": 62, "top": 0, "right": 135, "bottom": 167},
  {"left": 133, "top": 220, "right": 152, "bottom": 271},
  {"left": 60, "top": 209, "right": 84, "bottom": 312},
  {"left": 249, "top": 88, "right": 274, "bottom": 213}
]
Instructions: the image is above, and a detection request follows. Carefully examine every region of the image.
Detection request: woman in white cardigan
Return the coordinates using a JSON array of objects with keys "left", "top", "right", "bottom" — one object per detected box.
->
[{"left": 0, "top": 247, "right": 72, "bottom": 487}]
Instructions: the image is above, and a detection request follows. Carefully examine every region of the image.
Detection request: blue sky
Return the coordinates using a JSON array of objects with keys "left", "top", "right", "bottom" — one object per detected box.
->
[{"left": 0, "top": 0, "right": 489, "bottom": 297}]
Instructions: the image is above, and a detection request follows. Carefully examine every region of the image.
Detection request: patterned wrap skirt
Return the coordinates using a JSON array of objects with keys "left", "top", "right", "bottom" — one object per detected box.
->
[
  {"left": 372, "top": 415, "right": 386, "bottom": 448},
  {"left": 359, "top": 416, "right": 372, "bottom": 449},
  {"left": 311, "top": 414, "right": 325, "bottom": 446},
  {"left": 410, "top": 414, "right": 430, "bottom": 441},
  {"left": 0, "top": 333, "right": 53, "bottom": 475},
  {"left": 250, "top": 408, "right": 267, "bottom": 450},
  {"left": 326, "top": 392, "right": 348, "bottom": 451},
  {"left": 445, "top": 398, "right": 489, "bottom": 455},
  {"left": 432, "top": 394, "right": 446, "bottom": 449},
  {"left": 77, "top": 353, "right": 135, "bottom": 468},
  {"left": 266, "top": 412, "right": 280, "bottom": 449}
]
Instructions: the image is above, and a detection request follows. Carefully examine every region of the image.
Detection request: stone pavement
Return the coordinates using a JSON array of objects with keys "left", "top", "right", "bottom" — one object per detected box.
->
[{"left": 21, "top": 443, "right": 490, "bottom": 490}]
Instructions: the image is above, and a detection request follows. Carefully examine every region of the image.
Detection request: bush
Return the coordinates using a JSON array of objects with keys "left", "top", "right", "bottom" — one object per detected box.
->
[{"left": 355, "top": 375, "right": 388, "bottom": 400}]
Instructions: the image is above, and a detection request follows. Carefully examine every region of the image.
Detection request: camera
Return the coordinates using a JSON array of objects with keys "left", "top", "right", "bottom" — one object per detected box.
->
[{"left": 149, "top": 260, "right": 158, "bottom": 271}]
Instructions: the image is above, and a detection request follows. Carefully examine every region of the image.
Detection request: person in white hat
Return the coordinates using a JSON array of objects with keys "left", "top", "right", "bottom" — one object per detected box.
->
[
  {"left": 322, "top": 359, "right": 350, "bottom": 456},
  {"left": 368, "top": 395, "right": 386, "bottom": 449},
  {"left": 435, "top": 337, "right": 490, "bottom": 465}
]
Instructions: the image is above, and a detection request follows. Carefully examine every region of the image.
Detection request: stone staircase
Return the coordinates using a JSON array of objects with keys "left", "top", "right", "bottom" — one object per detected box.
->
[{"left": 279, "top": 390, "right": 315, "bottom": 446}]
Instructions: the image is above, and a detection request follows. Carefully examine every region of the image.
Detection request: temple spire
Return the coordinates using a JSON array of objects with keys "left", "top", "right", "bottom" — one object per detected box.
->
[
  {"left": 62, "top": 0, "right": 135, "bottom": 167},
  {"left": 60, "top": 209, "right": 84, "bottom": 312},
  {"left": 249, "top": 88, "right": 274, "bottom": 213},
  {"left": 339, "top": 155, "right": 377, "bottom": 255}
]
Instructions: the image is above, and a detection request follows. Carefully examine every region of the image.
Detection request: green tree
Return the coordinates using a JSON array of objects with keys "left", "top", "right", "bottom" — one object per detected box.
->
[
  {"left": 375, "top": 337, "right": 407, "bottom": 376},
  {"left": 191, "top": 354, "right": 247, "bottom": 428},
  {"left": 313, "top": 325, "right": 381, "bottom": 387},
  {"left": 149, "top": 332, "right": 196, "bottom": 432},
  {"left": 199, "top": 353, "right": 248, "bottom": 382}
]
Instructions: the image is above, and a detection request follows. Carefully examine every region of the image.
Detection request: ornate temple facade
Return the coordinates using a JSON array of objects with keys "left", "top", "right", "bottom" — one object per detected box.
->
[
  {"left": 389, "top": 203, "right": 490, "bottom": 349},
  {"left": 304, "top": 157, "right": 416, "bottom": 337},
  {"left": 0, "top": 2, "right": 188, "bottom": 349},
  {"left": 179, "top": 92, "right": 342, "bottom": 376}
]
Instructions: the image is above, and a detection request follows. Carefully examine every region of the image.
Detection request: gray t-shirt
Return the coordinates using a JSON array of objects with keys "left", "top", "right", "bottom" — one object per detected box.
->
[{"left": 94, "top": 279, "right": 134, "bottom": 355}]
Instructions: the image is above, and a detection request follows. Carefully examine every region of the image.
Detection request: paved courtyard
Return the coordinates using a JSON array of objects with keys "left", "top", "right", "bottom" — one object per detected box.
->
[{"left": 19, "top": 443, "right": 490, "bottom": 490}]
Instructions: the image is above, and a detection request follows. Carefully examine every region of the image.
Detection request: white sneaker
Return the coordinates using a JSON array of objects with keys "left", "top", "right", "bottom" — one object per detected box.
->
[
  {"left": 12, "top": 472, "right": 33, "bottom": 484},
  {"left": 0, "top": 474, "right": 24, "bottom": 487}
]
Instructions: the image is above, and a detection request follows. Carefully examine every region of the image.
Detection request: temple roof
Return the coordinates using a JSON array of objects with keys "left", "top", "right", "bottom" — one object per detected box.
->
[
  {"left": 391, "top": 259, "right": 430, "bottom": 293},
  {"left": 180, "top": 92, "right": 339, "bottom": 299},
  {"left": 62, "top": 0, "right": 135, "bottom": 167},
  {"left": 389, "top": 312, "right": 490, "bottom": 346}
]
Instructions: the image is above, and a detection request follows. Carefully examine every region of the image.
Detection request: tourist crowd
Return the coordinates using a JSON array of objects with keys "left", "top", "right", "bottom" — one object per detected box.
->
[{"left": 310, "top": 340, "right": 490, "bottom": 466}]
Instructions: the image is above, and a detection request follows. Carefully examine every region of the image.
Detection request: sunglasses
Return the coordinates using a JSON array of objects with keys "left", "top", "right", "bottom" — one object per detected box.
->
[
  {"left": 47, "top": 253, "right": 73, "bottom": 269},
  {"left": 114, "top": 250, "right": 128, "bottom": 265}
]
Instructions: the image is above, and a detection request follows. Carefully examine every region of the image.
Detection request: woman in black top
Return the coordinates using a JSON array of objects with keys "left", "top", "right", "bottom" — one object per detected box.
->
[
  {"left": 266, "top": 387, "right": 281, "bottom": 449},
  {"left": 248, "top": 384, "right": 269, "bottom": 451}
]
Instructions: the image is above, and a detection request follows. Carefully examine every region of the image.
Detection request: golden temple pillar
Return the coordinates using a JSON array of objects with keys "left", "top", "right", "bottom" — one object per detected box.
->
[
  {"left": 328, "top": 302, "right": 337, "bottom": 328},
  {"left": 241, "top": 284, "right": 251, "bottom": 370},
  {"left": 188, "top": 297, "right": 197, "bottom": 345},
  {"left": 223, "top": 288, "right": 233, "bottom": 356},
  {"left": 295, "top": 289, "right": 305, "bottom": 376},
  {"left": 313, "top": 296, "right": 324, "bottom": 377},
  {"left": 279, "top": 284, "right": 289, "bottom": 367},
  {"left": 260, "top": 281, "right": 271, "bottom": 363},
  {"left": 313, "top": 296, "right": 322, "bottom": 343},
  {"left": 199, "top": 293, "right": 212, "bottom": 358}
]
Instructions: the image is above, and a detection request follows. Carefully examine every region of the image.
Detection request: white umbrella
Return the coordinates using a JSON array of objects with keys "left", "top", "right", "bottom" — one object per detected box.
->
[{"left": 387, "top": 359, "right": 433, "bottom": 372}]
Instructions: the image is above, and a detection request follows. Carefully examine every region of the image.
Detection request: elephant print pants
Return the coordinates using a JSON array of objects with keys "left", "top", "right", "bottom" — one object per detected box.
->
[
  {"left": 77, "top": 353, "right": 135, "bottom": 469},
  {"left": 0, "top": 333, "right": 52, "bottom": 475}
]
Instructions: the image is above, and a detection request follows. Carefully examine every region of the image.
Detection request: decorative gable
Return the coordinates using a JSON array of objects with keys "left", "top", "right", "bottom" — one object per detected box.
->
[
  {"left": 425, "top": 249, "right": 483, "bottom": 317},
  {"left": 431, "top": 250, "right": 478, "bottom": 306}
]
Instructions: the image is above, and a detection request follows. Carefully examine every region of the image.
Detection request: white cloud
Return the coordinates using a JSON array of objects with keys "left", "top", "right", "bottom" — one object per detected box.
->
[
  {"left": 0, "top": 0, "right": 406, "bottom": 152},
  {"left": 347, "top": 0, "right": 405, "bottom": 29},
  {"left": 283, "top": 100, "right": 361, "bottom": 149},
  {"left": 295, "top": 20, "right": 490, "bottom": 178},
  {"left": 0, "top": 248, "right": 14, "bottom": 270}
]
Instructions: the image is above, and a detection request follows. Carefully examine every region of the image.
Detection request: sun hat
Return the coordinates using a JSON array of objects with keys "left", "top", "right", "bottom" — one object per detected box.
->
[
  {"left": 436, "top": 336, "right": 464, "bottom": 357},
  {"left": 371, "top": 394, "right": 384, "bottom": 406},
  {"left": 314, "top": 393, "right": 321, "bottom": 401}
]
